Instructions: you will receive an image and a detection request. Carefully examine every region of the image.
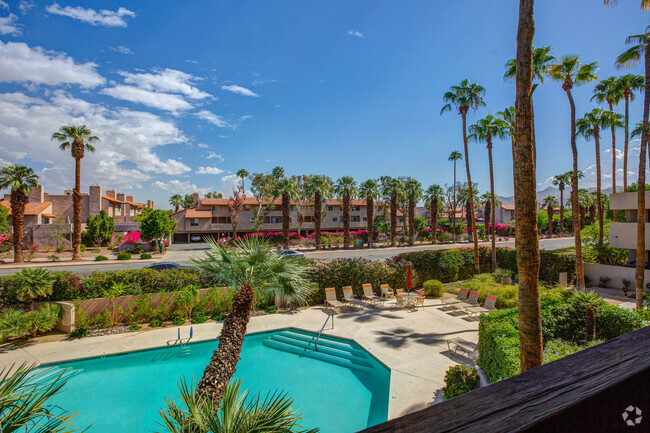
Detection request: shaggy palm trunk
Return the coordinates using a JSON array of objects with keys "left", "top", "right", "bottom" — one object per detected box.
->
[
  {"left": 343, "top": 194, "right": 350, "bottom": 249},
  {"left": 10, "top": 191, "right": 27, "bottom": 263},
  {"left": 314, "top": 191, "right": 322, "bottom": 250},
  {"left": 390, "top": 193, "right": 397, "bottom": 247},
  {"left": 461, "top": 110, "right": 480, "bottom": 273},
  {"left": 484, "top": 202, "right": 491, "bottom": 242},
  {"left": 580, "top": 206, "right": 586, "bottom": 229},
  {"left": 586, "top": 305, "right": 595, "bottom": 342},
  {"left": 635, "top": 39, "right": 649, "bottom": 309},
  {"left": 431, "top": 198, "right": 438, "bottom": 244},
  {"left": 510, "top": 135, "right": 517, "bottom": 223},
  {"left": 452, "top": 163, "right": 457, "bottom": 243},
  {"left": 515, "top": 0, "right": 543, "bottom": 372},
  {"left": 488, "top": 137, "right": 497, "bottom": 270},
  {"left": 408, "top": 198, "right": 415, "bottom": 246},
  {"left": 547, "top": 206, "right": 553, "bottom": 236},
  {"left": 197, "top": 285, "right": 254, "bottom": 406},
  {"left": 564, "top": 80, "right": 585, "bottom": 289},
  {"left": 559, "top": 185, "right": 564, "bottom": 237},
  {"left": 608, "top": 101, "right": 618, "bottom": 222},
  {"left": 624, "top": 90, "right": 631, "bottom": 192},
  {"left": 367, "top": 196, "right": 374, "bottom": 248},
  {"left": 594, "top": 126, "right": 604, "bottom": 245},
  {"left": 71, "top": 140, "right": 84, "bottom": 261},
  {"left": 282, "top": 192, "right": 290, "bottom": 249},
  {"left": 465, "top": 201, "right": 472, "bottom": 242},
  {"left": 589, "top": 205, "right": 596, "bottom": 227}
]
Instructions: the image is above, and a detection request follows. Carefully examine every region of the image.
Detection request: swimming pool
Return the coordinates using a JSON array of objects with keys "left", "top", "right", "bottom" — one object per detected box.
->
[{"left": 41, "top": 328, "right": 391, "bottom": 432}]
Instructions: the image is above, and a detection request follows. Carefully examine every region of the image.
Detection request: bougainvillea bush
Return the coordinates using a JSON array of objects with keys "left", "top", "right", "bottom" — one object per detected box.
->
[{"left": 122, "top": 232, "right": 141, "bottom": 244}]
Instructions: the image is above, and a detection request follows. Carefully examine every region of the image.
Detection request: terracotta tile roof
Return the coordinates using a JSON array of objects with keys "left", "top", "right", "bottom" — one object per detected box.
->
[
  {"left": 132, "top": 203, "right": 146, "bottom": 209},
  {"left": 501, "top": 205, "right": 516, "bottom": 211},
  {"left": 102, "top": 195, "right": 126, "bottom": 204},
  {"left": 185, "top": 209, "right": 213, "bottom": 219},
  {"left": 325, "top": 199, "right": 367, "bottom": 206},
  {"left": 0, "top": 201, "right": 52, "bottom": 216},
  {"left": 41, "top": 213, "right": 56, "bottom": 218}
]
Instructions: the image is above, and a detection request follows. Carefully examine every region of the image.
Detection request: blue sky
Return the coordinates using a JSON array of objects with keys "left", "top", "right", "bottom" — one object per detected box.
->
[{"left": 0, "top": 0, "right": 647, "bottom": 206}]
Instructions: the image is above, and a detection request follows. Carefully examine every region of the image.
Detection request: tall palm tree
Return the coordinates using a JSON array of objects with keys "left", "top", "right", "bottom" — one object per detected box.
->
[
  {"left": 403, "top": 177, "right": 423, "bottom": 246},
  {"left": 236, "top": 169, "right": 249, "bottom": 191},
  {"left": 497, "top": 106, "right": 517, "bottom": 222},
  {"left": 193, "top": 237, "right": 312, "bottom": 405},
  {"left": 577, "top": 189, "right": 595, "bottom": 229},
  {"left": 542, "top": 196, "right": 559, "bottom": 236},
  {"left": 441, "top": 79, "right": 486, "bottom": 273},
  {"left": 0, "top": 165, "right": 39, "bottom": 263},
  {"left": 548, "top": 55, "right": 598, "bottom": 289},
  {"left": 333, "top": 176, "right": 358, "bottom": 249},
  {"left": 382, "top": 177, "right": 405, "bottom": 247},
  {"left": 514, "top": 0, "right": 543, "bottom": 372},
  {"left": 616, "top": 28, "right": 649, "bottom": 308},
  {"left": 552, "top": 172, "right": 571, "bottom": 236},
  {"left": 51, "top": 125, "right": 100, "bottom": 261},
  {"left": 458, "top": 183, "right": 480, "bottom": 242},
  {"left": 359, "top": 179, "right": 380, "bottom": 248},
  {"left": 169, "top": 194, "right": 183, "bottom": 212},
  {"left": 603, "top": 0, "right": 649, "bottom": 12},
  {"left": 577, "top": 108, "right": 624, "bottom": 245},
  {"left": 271, "top": 166, "right": 285, "bottom": 180},
  {"left": 306, "top": 175, "right": 332, "bottom": 250},
  {"left": 615, "top": 74, "right": 645, "bottom": 191},
  {"left": 447, "top": 150, "right": 463, "bottom": 243},
  {"left": 469, "top": 114, "right": 511, "bottom": 269},
  {"left": 273, "top": 177, "right": 298, "bottom": 249},
  {"left": 424, "top": 185, "right": 445, "bottom": 244},
  {"left": 591, "top": 77, "right": 623, "bottom": 201}
]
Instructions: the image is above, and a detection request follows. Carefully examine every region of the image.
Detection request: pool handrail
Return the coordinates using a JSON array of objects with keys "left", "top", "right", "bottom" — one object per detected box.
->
[{"left": 314, "top": 313, "right": 334, "bottom": 351}]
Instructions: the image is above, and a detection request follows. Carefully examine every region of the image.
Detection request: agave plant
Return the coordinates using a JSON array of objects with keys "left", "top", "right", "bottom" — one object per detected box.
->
[{"left": 158, "top": 378, "right": 318, "bottom": 433}]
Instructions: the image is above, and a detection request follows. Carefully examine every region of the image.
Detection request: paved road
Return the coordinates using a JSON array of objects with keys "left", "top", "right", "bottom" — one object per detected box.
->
[{"left": 0, "top": 237, "right": 575, "bottom": 276}]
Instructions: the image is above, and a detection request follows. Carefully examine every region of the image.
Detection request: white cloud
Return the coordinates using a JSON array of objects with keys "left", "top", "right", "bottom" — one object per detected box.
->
[
  {"left": 118, "top": 68, "right": 211, "bottom": 99},
  {"left": 221, "top": 84, "right": 260, "bottom": 97},
  {"left": 195, "top": 110, "right": 230, "bottom": 127},
  {"left": 151, "top": 179, "right": 211, "bottom": 197},
  {"left": 0, "top": 13, "right": 20, "bottom": 35},
  {"left": 197, "top": 166, "right": 224, "bottom": 175},
  {"left": 206, "top": 152, "right": 224, "bottom": 161},
  {"left": 0, "top": 2, "right": 8, "bottom": 9},
  {"left": 185, "top": 59, "right": 198, "bottom": 64},
  {"left": 0, "top": 40, "right": 105, "bottom": 87},
  {"left": 18, "top": 1, "right": 34, "bottom": 14},
  {"left": 347, "top": 30, "right": 364, "bottom": 38},
  {"left": 197, "top": 143, "right": 209, "bottom": 149},
  {"left": 220, "top": 174, "right": 240, "bottom": 193},
  {"left": 110, "top": 45, "right": 134, "bottom": 55},
  {"left": 101, "top": 85, "right": 193, "bottom": 113},
  {"left": 46, "top": 4, "right": 135, "bottom": 27},
  {"left": 252, "top": 78, "right": 278, "bottom": 86}
]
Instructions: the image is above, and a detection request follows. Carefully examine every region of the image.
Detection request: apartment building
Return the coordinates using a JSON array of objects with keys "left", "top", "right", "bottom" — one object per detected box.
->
[{"left": 171, "top": 196, "right": 403, "bottom": 243}]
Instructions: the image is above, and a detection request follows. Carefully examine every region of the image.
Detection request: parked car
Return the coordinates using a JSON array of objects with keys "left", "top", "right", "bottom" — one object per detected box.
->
[
  {"left": 190, "top": 235, "right": 202, "bottom": 242},
  {"left": 145, "top": 262, "right": 183, "bottom": 271},
  {"left": 276, "top": 249, "right": 304, "bottom": 258}
]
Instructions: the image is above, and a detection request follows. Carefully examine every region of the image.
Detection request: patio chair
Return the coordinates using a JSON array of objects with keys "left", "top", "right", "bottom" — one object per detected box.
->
[
  {"left": 415, "top": 296, "right": 425, "bottom": 310},
  {"left": 324, "top": 288, "right": 346, "bottom": 310},
  {"left": 465, "top": 295, "right": 498, "bottom": 318},
  {"left": 441, "top": 287, "right": 469, "bottom": 307},
  {"left": 450, "top": 291, "right": 480, "bottom": 312},
  {"left": 395, "top": 295, "right": 404, "bottom": 308},
  {"left": 446, "top": 337, "right": 478, "bottom": 358},
  {"left": 380, "top": 284, "right": 394, "bottom": 298},
  {"left": 362, "top": 283, "right": 385, "bottom": 306},
  {"left": 342, "top": 286, "right": 365, "bottom": 309}
]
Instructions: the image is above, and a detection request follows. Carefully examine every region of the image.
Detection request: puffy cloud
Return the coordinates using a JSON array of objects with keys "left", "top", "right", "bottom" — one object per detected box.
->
[
  {"left": 195, "top": 110, "right": 230, "bottom": 127},
  {"left": 110, "top": 45, "right": 134, "bottom": 55},
  {"left": 0, "top": 2, "right": 8, "bottom": 9},
  {"left": 221, "top": 84, "right": 260, "bottom": 97},
  {"left": 196, "top": 166, "right": 224, "bottom": 175},
  {"left": 347, "top": 30, "right": 364, "bottom": 38},
  {"left": 46, "top": 4, "right": 135, "bottom": 27},
  {"left": 151, "top": 179, "right": 211, "bottom": 197},
  {"left": 101, "top": 85, "right": 193, "bottom": 113},
  {"left": 18, "top": 1, "right": 35, "bottom": 14},
  {"left": 0, "top": 40, "right": 105, "bottom": 87},
  {"left": 0, "top": 13, "right": 20, "bottom": 35},
  {"left": 197, "top": 143, "right": 209, "bottom": 149},
  {"left": 118, "top": 68, "right": 211, "bottom": 100},
  {"left": 206, "top": 152, "right": 224, "bottom": 161}
]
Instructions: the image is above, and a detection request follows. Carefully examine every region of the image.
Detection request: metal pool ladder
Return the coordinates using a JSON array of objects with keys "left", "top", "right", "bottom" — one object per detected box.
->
[
  {"left": 314, "top": 313, "right": 334, "bottom": 351},
  {"left": 167, "top": 326, "right": 193, "bottom": 346}
]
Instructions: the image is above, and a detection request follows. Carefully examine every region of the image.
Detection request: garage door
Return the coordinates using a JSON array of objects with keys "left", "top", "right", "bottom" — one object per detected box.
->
[{"left": 173, "top": 233, "right": 189, "bottom": 243}]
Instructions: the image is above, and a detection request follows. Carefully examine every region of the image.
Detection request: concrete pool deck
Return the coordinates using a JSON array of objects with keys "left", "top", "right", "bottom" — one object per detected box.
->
[{"left": 0, "top": 298, "right": 479, "bottom": 420}]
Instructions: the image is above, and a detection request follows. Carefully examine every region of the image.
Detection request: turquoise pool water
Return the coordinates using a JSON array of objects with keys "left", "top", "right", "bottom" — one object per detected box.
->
[{"left": 41, "top": 329, "right": 390, "bottom": 432}]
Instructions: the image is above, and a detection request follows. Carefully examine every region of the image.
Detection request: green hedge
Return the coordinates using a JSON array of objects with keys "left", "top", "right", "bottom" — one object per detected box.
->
[
  {"left": 442, "top": 365, "right": 480, "bottom": 399},
  {"left": 395, "top": 247, "right": 576, "bottom": 284}
]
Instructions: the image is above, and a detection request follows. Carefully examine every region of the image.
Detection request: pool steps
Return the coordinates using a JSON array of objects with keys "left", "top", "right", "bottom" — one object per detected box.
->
[{"left": 263, "top": 329, "right": 373, "bottom": 371}]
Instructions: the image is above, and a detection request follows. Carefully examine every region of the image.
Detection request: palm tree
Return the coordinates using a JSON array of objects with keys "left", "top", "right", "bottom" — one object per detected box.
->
[
  {"left": 514, "top": 0, "right": 543, "bottom": 372},
  {"left": 0, "top": 165, "right": 39, "bottom": 263},
  {"left": 548, "top": 55, "right": 598, "bottom": 289},
  {"left": 403, "top": 178, "right": 423, "bottom": 246},
  {"left": 51, "top": 125, "right": 100, "bottom": 261},
  {"left": 236, "top": 169, "right": 250, "bottom": 191},
  {"left": 382, "top": 177, "right": 405, "bottom": 247},
  {"left": 577, "top": 108, "right": 623, "bottom": 245},
  {"left": 441, "top": 79, "right": 486, "bottom": 273},
  {"left": 615, "top": 74, "right": 645, "bottom": 191},
  {"left": 616, "top": 29, "right": 649, "bottom": 308},
  {"left": 271, "top": 166, "right": 285, "bottom": 180},
  {"left": 497, "top": 106, "right": 517, "bottom": 222},
  {"left": 469, "top": 114, "right": 511, "bottom": 269},
  {"left": 169, "top": 194, "right": 183, "bottom": 212},
  {"left": 273, "top": 178, "right": 298, "bottom": 249},
  {"left": 542, "top": 196, "right": 559, "bottom": 236},
  {"left": 447, "top": 150, "right": 463, "bottom": 243},
  {"left": 15, "top": 267, "right": 54, "bottom": 311},
  {"left": 333, "top": 176, "right": 358, "bottom": 249},
  {"left": 591, "top": 77, "right": 623, "bottom": 200},
  {"left": 552, "top": 172, "right": 571, "bottom": 236},
  {"left": 603, "top": 0, "right": 649, "bottom": 12},
  {"left": 458, "top": 183, "right": 479, "bottom": 242},
  {"left": 159, "top": 378, "right": 318, "bottom": 433},
  {"left": 306, "top": 175, "right": 332, "bottom": 250},
  {"left": 359, "top": 179, "right": 380, "bottom": 248},
  {"left": 424, "top": 185, "right": 445, "bottom": 245},
  {"left": 192, "top": 237, "right": 312, "bottom": 405},
  {"left": 577, "top": 189, "right": 595, "bottom": 229}
]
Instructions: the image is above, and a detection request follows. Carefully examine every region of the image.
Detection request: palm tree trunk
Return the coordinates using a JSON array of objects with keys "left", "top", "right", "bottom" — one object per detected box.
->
[
  {"left": 608, "top": 102, "right": 618, "bottom": 223},
  {"left": 408, "top": 198, "right": 415, "bottom": 246},
  {"left": 595, "top": 129, "right": 604, "bottom": 245},
  {"left": 547, "top": 206, "right": 553, "bottom": 236},
  {"left": 624, "top": 92, "right": 630, "bottom": 192},
  {"left": 488, "top": 139, "right": 497, "bottom": 270},
  {"left": 635, "top": 39, "right": 649, "bottom": 309},
  {"left": 390, "top": 194, "right": 397, "bottom": 247},
  {"left": 511, "top": 135, "right": 517, "bottom": 224},
  {"left": 452, "top": 163, "right": 457, "bottom": 243},
  {"left": 431, "top": 198, "right": 438, "bottom": 244},
  {"left": 485, "top": 201, "right": 491, "bottom": 241},
  {"left": 197, "top": 284, "right": 254, "bottom": 406},
  {"left": 559, "top": 186, "right": 564, "bottom": 237},
  {"left": 72, "top": 157, "right": 82, "bottom": 261},
  {"left": 367, "top": 196, "right": 374, "bottom": 248},
  {"left": 282, "top": 192, "right": 290, "bottom": 249},
  {"left": 314, "top": 191, "right": 322, "bottom": 250},
  {"left": 10, "top": 191, "right": 27, "bottom": 263},
  {"left": 343, "top": 194, "right": 350, "bottom": 249},
  {"left": 515, "top": 0, "right": 543, "bottom": 372},
  {"left": 461, "top": 111, "right": 480, "bottom": 274}
]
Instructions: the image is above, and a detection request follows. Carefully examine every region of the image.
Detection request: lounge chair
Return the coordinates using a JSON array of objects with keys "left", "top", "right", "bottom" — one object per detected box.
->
[
  {"left": 362, "top": 283, "right": 385, "bottom": 306},
  {"left": 324, "top": 288, "right": 346, "bottom": 310},
  {"left": 446, "top": 337, "right": 478, "bottom": 358},
  {"left": 441, "top": 287, "right": 469, "bottom": 307},
  {"left": 342, "top": 286, "right": 365, "bottom": 309},
  {"left": 380, "top": 284, "right": 394, "bottom": 298},
  {"left": 450, "top": 291, "right": 480, "bottom": 311},
  {"left": 465, "top": 295, "right": 498, "bottom": 317}
]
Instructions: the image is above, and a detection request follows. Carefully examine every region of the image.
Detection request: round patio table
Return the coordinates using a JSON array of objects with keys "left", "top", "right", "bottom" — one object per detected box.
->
[{"left": 399, "top": 292, "right": 421, "bottom": 308}]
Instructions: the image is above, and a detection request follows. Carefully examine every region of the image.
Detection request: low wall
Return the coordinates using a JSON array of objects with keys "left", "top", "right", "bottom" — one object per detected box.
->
[{"left": 584, "top": 262, "right": 650, "bottom": 289}]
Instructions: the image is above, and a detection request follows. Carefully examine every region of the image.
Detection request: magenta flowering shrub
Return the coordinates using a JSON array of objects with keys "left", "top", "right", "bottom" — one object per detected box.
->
[
  {"left": 122, "top": 232, "right": 141, "bottom": 244},
  {"left": 0, "top": 234, "right": 11, "bottom": 253}
]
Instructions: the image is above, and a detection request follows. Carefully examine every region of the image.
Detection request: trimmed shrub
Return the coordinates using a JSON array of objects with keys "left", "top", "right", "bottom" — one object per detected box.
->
[
  {"left": 191, "top": 312, "right": 208, "bottom": 324},
  {"left": 149, "top": 319, "right": 162, "bottom": 328},
  {"left": 422, "top": 280, "right": 444, "bottom": 297},
  {"left": 140, "top": 253, "right": 152, "bottom": 260},
  {"left": 70, "top": 328, "right": 89, "bottom": 339},
  {"left": 129, "top": 323, "right": 141, "bottom": 331},
  {"left": 442, "top": 365, "right": 480, "bottom": 399},
  {"left": 117, "top": 252, "right": 131, "bottom": 261},
  {"left": 95, "top": 255, "right": 108, "bottom": 261},
  {"left": 265, "top": 305, "right": 277, "bottom": 314}
]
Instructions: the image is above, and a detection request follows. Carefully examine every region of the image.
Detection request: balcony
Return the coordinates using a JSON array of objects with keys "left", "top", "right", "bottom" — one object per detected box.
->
[{"left": 609, "top": 222, "right": 650, "bottom": 249}]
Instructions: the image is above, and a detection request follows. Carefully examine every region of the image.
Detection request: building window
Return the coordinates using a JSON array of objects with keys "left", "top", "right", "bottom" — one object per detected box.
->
[
  {"left": 333, "top": 217, "right": 337, "bottom": 222},
  {"left": 328, "top": 206, "right": 333, "bottom": 211},
  {"left": 399, "top": 217, "right": 404, "bottom": 223},
  {"left": 363, "top": 217, "right": 367, "bottom": 222},
  {"left": 190, "top": 218, "right": 199, "bottom": 226},
  {"left": 212, "top": 216, "right": 231, "bottom": 224},
  {"left": 351, "top": 206, "right": 361, "bottom": 212},
  {"left": 351, "top": 216, "right": 360, "bottom": 222}
]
